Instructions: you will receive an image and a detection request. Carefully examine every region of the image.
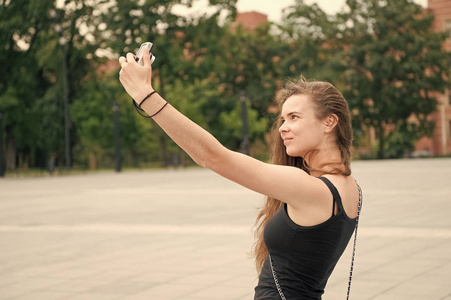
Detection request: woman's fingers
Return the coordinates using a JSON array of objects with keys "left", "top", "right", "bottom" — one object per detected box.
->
[
  {"left": 142, "top": 46, "right": 151, "bottom": 66},
  {"left": 126, "top": 52, "right": 136, "bottom": 63},
  {"left": 118, "top": 56, "right": 127, "bottom": 67}
]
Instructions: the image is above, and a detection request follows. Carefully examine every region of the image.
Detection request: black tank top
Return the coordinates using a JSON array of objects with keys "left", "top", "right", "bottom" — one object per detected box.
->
[{"left": 254, "top": 177, "right": 357, "bottom": 300}]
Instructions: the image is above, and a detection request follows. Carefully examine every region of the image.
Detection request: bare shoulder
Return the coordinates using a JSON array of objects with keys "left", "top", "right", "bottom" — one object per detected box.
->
[{"left": 321, "top": 174, "right": 360, "bottom": 219}]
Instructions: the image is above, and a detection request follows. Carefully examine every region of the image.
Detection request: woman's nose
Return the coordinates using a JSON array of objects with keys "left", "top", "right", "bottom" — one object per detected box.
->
[{"left": 279, "top": 122, "right": 289, "bottom": 133}]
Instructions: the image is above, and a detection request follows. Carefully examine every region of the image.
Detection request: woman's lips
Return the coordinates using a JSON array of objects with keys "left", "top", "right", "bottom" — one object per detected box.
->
[{"left": 283, "top": 138, "right": 292, "bottom": 144}]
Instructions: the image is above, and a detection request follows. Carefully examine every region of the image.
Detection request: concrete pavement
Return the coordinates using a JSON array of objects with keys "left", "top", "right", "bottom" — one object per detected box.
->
[{"left": 0, "top": 158, "right": 450, "bottom": 299}]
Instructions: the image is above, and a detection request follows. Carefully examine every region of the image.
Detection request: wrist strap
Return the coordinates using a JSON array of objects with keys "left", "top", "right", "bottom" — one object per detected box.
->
[
  {"left": 148, "top": 102, "right": 168, "bottom": 118},
  {"left": 139, "top": 90, "right": 157, "bottom": 107},
  {"left": 132, "top": 91, "right": 164, "bottom": 118}
]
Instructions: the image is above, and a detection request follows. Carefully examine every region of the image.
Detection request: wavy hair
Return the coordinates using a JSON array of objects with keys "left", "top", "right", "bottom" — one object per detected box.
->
[{"left": 252, "top": 76, "right": 353, "bottom": 272}]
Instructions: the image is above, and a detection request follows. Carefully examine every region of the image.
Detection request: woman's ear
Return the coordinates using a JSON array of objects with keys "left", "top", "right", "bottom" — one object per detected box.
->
[{"left": 323, "top": 114, "right": 338, "bottom": 133}]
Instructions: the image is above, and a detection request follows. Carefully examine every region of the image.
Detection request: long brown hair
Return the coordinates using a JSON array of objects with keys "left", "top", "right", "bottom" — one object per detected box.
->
[{"left": 252, "top": 76, "right": 353, "bottom": 273}]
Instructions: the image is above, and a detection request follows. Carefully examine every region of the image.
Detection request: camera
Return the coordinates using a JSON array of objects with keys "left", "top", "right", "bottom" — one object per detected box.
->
[{"left": 135, "top": 42, "right": 155, "bottom": 65}]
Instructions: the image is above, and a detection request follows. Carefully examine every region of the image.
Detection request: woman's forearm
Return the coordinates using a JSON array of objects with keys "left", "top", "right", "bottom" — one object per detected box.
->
[
  {"left": 118, "top": 51, "right": 227, "bottom": 169},
  {"left": 140, "top": 92, "right": 226, "bottom": 168}
]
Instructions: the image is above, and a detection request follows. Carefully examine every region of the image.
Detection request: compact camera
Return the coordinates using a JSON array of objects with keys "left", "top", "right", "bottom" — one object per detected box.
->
[{"left": 135, "top": 42, "right": 155, "bottom": 65}]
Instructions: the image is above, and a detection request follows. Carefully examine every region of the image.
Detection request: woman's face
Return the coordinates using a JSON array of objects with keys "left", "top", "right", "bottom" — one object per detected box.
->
[{"left": 278, "top": 94, "right": 325, "bottom": 157}]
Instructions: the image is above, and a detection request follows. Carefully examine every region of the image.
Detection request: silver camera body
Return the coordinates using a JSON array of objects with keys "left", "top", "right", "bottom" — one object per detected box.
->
[{"left": 135, "top": 42, "right": 155, "bottom": 65}]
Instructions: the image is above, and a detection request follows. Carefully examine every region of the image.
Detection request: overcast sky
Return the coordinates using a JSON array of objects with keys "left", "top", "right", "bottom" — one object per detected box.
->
[{"left": 173, "top": 0, "right": 429, "bottom": 22}]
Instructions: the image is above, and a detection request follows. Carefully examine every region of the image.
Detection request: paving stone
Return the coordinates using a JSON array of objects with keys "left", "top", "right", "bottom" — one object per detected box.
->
[{"left": 0, "top": 158, "right": 450, "bottom": 300}]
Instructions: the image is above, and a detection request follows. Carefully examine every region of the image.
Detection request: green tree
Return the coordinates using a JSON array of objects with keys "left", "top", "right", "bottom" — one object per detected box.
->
[
  {"left": 202, "top": 20, "right": 285, "bottom": 149},
  {"left": 219, "top": 98, "right": 268, "bottom": 151},
  {"left": 0, "top": 0, "right": 108, "bottom": 171},
  {"left": 222, "top": 22, "right": 282, "bottom": 113},
  {"left": 340, "top": 0, "right": 450, "bottom": 158},
  {"left": 72, "top": 69, "right": 162, "bottom": 169},
  {"left": 278, "top": 0, "right": 344, "bottom": 82},
  {"left": 259, "top": 0, "right": 348, "bottom": 136},
  {"left": 0, "top": 0, "right": 56, "bottom": 170}
]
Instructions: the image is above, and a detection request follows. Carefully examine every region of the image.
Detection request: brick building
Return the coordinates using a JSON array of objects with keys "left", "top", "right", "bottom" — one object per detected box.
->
[
  {"left": 415, "top": 0, "right": 451, "bottom": 155},
  {"left": 230, "top": 11, "right": 268, "bottom": 33}
]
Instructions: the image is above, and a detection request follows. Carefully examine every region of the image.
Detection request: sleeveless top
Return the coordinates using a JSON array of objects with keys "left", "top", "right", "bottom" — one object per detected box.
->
[{"left": 254, "top": 177, "right": 358, "bottom": 300}]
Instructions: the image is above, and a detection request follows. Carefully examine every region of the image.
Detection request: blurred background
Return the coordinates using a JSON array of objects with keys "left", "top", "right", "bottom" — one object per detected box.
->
[{"left": 0, "top": 0, "right": 450, "bottom": 177}]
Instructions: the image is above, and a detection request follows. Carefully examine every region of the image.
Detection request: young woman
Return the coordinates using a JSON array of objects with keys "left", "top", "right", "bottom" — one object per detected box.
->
[{"left": 119, "top": 47, "right": 362, "bottom": 299}]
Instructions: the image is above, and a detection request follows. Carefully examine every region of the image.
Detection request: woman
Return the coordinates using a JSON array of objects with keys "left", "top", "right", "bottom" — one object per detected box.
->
[{"left": 119, "top": 47, "right": 362, "bottom": 299}]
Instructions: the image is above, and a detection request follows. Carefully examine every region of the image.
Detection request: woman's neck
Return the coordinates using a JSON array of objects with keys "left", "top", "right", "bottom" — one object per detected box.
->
[{"left": 305, "top": 147, "right": 344, "bottom": 177}]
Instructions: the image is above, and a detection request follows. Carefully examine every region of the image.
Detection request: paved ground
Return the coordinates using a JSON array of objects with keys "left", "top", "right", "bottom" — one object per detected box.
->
[{"left": 0, "top": 158, "right": 450, "bottom": 300}]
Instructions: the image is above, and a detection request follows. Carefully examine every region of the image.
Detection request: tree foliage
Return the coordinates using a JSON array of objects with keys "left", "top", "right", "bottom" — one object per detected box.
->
[
  {"left": 340, "top": 0, "right": 449, "bottom": 158},
  {"left": 0, "top": 0, "right": 449, "bottom": 173}
]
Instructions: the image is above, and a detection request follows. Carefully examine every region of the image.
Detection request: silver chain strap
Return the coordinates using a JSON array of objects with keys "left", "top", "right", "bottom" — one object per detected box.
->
[
  {"left": 346, "top": 180, "right": 362, "bottom": 300},
  {"left": 269, "top": 254, "right": 287, "bottom": 300},
  {"left": 269, "top": 180, "right": 363, "bottom": 300}
]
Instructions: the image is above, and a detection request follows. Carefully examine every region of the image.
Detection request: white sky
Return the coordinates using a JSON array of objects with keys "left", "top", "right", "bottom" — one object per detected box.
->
[
  {"left": 174, "top": 0, "right": 429, "bottom": 22},
  {"left": 55, "top": 0, "right": 429, "bottom": 22}
]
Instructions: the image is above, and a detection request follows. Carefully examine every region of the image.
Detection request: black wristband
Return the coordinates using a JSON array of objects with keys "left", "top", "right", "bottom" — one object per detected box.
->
[
  {"left": 132, "top": 91, "right": 168, "bottom": 118},
  {"left": 149, "top": 102, "right": 169, "bottom": 118},
  {"left": 138, "top": 90, "right": 157, "bottom": 108}
]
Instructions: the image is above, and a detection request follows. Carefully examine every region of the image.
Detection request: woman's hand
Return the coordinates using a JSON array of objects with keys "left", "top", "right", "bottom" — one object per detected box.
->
[{"left": 118, "top": 47, "right": 154, "bottom": 104}]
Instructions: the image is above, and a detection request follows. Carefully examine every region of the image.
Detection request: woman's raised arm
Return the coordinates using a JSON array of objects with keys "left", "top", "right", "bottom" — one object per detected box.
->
[{"left": 118, "top": 48, "right": 330, "bottom": 210}]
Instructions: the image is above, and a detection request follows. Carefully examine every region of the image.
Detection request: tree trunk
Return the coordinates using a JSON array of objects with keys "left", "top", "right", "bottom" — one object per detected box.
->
[
  {"left": 89, "top": 152, "right": 97, "bottom": 170},
  {"left": 158, "top": 132, "right": 169, "bottom": 167},
  {"left": 377, "top": 123, "right": 385, "bottom": 159},
  {"left": 5, "top": 129, "right": 16, "bottom": 171},
  {"left": 157, "top": 71, "right": 169, "bottom": 167}
]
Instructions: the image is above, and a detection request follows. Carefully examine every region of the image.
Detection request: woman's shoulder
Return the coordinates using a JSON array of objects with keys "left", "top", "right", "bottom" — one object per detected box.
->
[{"left": 320, "top": 174, "right": 360, "bottom": 219}]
